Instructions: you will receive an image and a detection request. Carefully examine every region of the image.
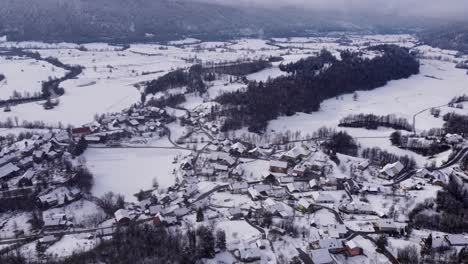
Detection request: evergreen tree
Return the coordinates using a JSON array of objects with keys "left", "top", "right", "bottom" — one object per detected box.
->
[{"left": 196, "top": 208, "right": 204, "bottom": 222}]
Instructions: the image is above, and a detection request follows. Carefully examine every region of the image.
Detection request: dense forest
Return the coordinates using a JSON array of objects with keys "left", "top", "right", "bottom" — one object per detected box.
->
[
  {"left": 145, "top": 65, "right": 206, "bottom": 96},
  {"left": 0, "top": 224, "right": 226, "bottom": 264},
  {"left": 419, "top": 25, "right": 468, "bottom": 54},
  {"left": 443, "top": 112, "right": 468, "bottom": 136},
  {"left": 216, "top": 45, "right": 420, "bottom": 133},
  {"left": 206, "top": 60, "right": 271, "bottom": 76},
  {"left": 339, "top": 114, "right": 413, "bottom": 131},
  {"left": 147, "top": 94, "right": 187, "bottom": 108}
]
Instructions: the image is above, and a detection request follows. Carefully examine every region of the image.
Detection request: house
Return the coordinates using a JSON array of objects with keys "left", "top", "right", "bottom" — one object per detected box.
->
[
  {"left": 42, "top": 212, "right": 71, "bottom": 230},
  {"left": 256, "top": 239, "right": 269, "bottom": 249},
  {"left": 429, "top": 235, "right": 450, "bottom": 249},
  {"left": 84, "top": 136, "right": 102, "bottom": 143},
  {"left": 39, "top": 235, "right": 60, "bottom": 245},
  {"left": 230, "top": 142, "right": 246, "bottom": 155},
  {"left": 54, "top": 131, "right": 71, "bottom": 143},
  {"left": 71, "top": 127, "right": 92, "bottom": 138},
  {"left": 344, "top": 239, "right": 363, "bottom": 256},
  {"left": 309, "top": 179, "right": 319, "bottom": 190},
  {"left": 237, "top": 248, "right": 261, "bottom": 262},
  {"left": 247, "top": 187, "right": 261, "bottom": 200},
  {"left": 358, "top": 160, "right": 370, "bottom": 170},
  {"left": 292, "top": 164, "right": 307, "bottom": 177},
  {"left": 37, "top": 193, "right": 59, "bottom": 208},
  {"left": 279, "top": 176, "right": 295, "bottom": 184},
  {"left": 445, "top": 133, "right": 463, "bottom": 144},
  {"left": 0, "top": 163, "right": 20, "bottom": 180},
  {"left": 374, "top": 219, "right": 404, "bottom": 234},
  {"left": 0, "top": 153, "right": 17, "bottom": 167},
  {"left": 445, "top": 234, "right": 468, "bottom": 246},
  {"left": 297, "top": 198, "right": 312, "bottom": 212},
  {"left": 269, "top": 160, "right": 288, "bottom": 174},
  {"left": 33, "top": 150, "right": 44, "bottom": 163},
  {"left": 310, "top": 248, "right": 335, "bottom": 264},
  {"left": 286, "top": 182, "right": 309, "bottom": 193},
  {"left": 281, "top": 146, "right": 310, "bottom": 162},
  {"left": 174, "top": 207, "right": 191, "bottom": 218},
  {"left": 379, "top": 161, "right": 404, "bottom": 179},
  {"left": 311, "top": 238, "right": 343, "bottom": 253},
  {"left": 18, "top": 156, "right": 34, "bottom": 169},
  {"left": 340, "top": 202, "right": 375, "bottom": 215},
  {"left": 227, "top": 207, "right": 243, "bottom": 220},
  {"left": 148, "top": 205, "right": 164, "bottom": 216},
  {"left": 415, "top": 168, "right": 432, "bottom": 178},
  {"left": 229, "top": 182, "right": 249, "bottom": 194},
  {"left": 18, "top": 169, "right": 35, "bottom": 187},
  {"left": 213, "top": 164, "right": 228, "bottom": 172},
  {"left": 324, "top": 224, "right": 348, "bottom": 239},
  {"left": 201, "top": 168, "right": 214, "bottom": 177},
  {"left": 312, "top": 192, "right": 335, "bottom": 204},
  {"left": 114, "top": 209, "right": 130, "bottom": 225},
  {"left": 344, "top": 179, "right": 360, "bottom": 194}
]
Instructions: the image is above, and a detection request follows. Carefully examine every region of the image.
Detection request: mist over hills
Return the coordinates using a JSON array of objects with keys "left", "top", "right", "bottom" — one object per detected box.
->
[{"left": 0, "top": 0, "right": 464, "bottom": 43}]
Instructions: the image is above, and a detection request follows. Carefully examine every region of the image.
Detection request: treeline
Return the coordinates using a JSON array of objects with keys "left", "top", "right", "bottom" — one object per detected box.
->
[
  {"left": 145, "top": 60, "right": 271, "bottom": 97},
  {"left": 443, "top": 112, "right": 468, "bottom": 136},
  {"left": 206, "top": 60, "right": 271, "bottom": 76},
  {"left": 390, "top": 131, "right": 450, "bottom": 157},
  {"left": 147, "top": 94, "right": 186, "bottom": 108},
  {"left": 216, "top": 45, "right": 420, "bottom": 133},
  {"left": 361, "top": 147, "right": 416, "bottom": 169},
  {"left": 339, "top": 114, "right": 412, "bottom": 131},
  {"left": 278, "top": 50, "right": 335, "bottom": 74},
  {"left": 145, "top": 65, "right": 206, "bottom": 95},
  {"left": 449, "top": 94, "right": 468, "bottom": 104},
  {"left": 0, "top": 224, "right": 226, "bottom": 264},
  {"left": 410, "top": 175, "right": 468, "bottom": 233},
  {"left": 323, "top": 131, "right": 359, "bottom": 157},
  {"left": 19, "top": 50, "right": 83, "bottom": 98}
]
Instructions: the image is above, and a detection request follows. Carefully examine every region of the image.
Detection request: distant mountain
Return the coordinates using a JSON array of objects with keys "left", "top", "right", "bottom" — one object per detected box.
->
[
  {"left": 0, "top": 0, "right": 442, "bottom": 43},
  {"left": 419, "top": 24, "right": 468, "bottom": 54}
]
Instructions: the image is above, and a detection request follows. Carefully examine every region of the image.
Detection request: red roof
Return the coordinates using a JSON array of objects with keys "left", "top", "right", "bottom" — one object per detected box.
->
[{"left": 71, "top": 127, "right": 92, "bottom": 135}]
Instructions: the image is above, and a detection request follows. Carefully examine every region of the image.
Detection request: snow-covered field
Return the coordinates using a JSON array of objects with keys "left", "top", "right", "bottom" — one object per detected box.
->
[
  {"left": 0, "top": 56, "right": 66, "bottom": 100},
  {"left": 84, "top": 148, "right": 189, "bottom": 200}
]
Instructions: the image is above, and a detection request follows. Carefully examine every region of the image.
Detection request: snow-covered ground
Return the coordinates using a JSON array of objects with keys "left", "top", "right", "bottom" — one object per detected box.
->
[
  {"left": 0, "top": 56, "right": 66, "bottom": 100},
  {"left": 266, "top": 59, "right": 468, "bottom": 165},
  {"left": 84, "top": 147, "right": 189, "bottom": 200}
]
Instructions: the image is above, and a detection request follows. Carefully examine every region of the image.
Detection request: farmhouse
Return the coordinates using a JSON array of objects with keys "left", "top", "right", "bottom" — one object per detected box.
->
[
  {"left": 379, "top": 161, "right": 404, "bottom": 179},
  {"left": 114, "top": 209, "right": 131, "bottom": 225}
]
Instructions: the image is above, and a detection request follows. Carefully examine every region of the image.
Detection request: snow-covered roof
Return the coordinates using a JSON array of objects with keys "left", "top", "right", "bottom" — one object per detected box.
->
[
  {"left": 0, "top": 163, "right": 20, "bottom": 179},
  {"left": 114, "top": 209, "right": 130, "bottom": 222},
  {"left": 310, "top": 248, "right": 333, "bottom": 264},
  {"left": 270, "top": 160, "right": 288, "bottom": 169},
  {"left": 446, "top": 234, "right": 468, "bottom": 246}
]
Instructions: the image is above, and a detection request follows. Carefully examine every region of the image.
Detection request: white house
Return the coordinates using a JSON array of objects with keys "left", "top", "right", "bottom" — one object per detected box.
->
[{"left": 379, "top": 161, "right": 404, "bottom": 179}]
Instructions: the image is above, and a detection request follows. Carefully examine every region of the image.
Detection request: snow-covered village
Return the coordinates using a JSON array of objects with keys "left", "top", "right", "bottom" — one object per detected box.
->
[{"left": 1, "top": 11, "right": 468, "bottom": 264}]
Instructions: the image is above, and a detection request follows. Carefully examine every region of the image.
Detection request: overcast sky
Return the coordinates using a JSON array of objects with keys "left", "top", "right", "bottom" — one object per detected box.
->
[{"left": 195, "top": 0, "right": 468, "bottom": 20}]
